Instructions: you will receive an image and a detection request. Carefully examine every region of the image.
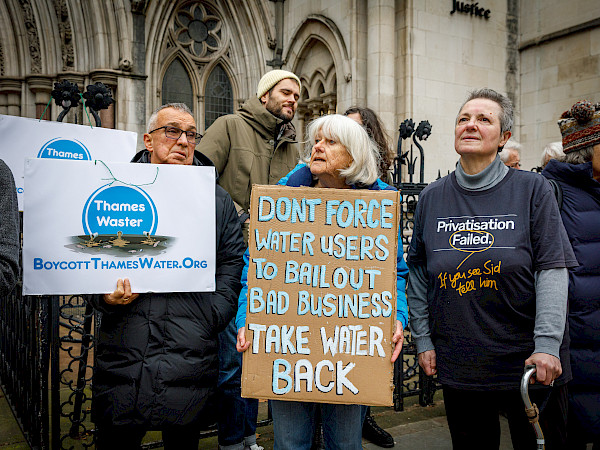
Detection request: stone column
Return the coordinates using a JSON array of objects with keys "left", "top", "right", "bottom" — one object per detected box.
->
[
  {"left": 351, "top": 0, "right": 368, "bottom": 106},
  {"left": 367, "top": 0, "right": 396, "bottom": 127},
  {"left": 90, "top": 71, "right": 119, "bottom": 128},
  {"left": 0, "top": 78, "right": 22, "bottom": 117},
  {"left": 297, "top": 103, "right": 308, "bottom": 139},
  {"left": 130, "top": 2, "right": 148, "bottom": 147},
  {"left": 0, "top": 92, "right": 6, "bottom": 116},
  {"left": 26, "top": 75, "right": 53, "bottom": 120},
  {"left": 321, "top": 92, "right": 337, "bottom": 114},
  {"left": 307, "top": 99, "right": 323, "bottom": 119},
  {"left": 59, "top": 73, "right": 86, "bottom": 124}
]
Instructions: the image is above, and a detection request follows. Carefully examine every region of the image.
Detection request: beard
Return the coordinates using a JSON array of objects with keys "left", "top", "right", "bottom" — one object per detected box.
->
[{"left": 265, "top": 97, "right": 295, "bottom": 123}]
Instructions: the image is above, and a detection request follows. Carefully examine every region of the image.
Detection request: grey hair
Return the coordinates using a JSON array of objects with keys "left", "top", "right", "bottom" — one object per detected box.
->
[
  {"left": 301, "top": 114, "right": 381, "bottom": 186},
  {"left": 458, "top": 88, "right": 514, "bottom": 134},
  {"left": 541, "top": 141, "right": 564, "bottom": 167},
  {"left": 559, "top": 145, "right": 594, "bottom": 165},
  {"left": 499, "top": 139, "right": 521, "bottom": 162},
  {"left": 147, "top": 103, "right": 193, "bottom": 132}
]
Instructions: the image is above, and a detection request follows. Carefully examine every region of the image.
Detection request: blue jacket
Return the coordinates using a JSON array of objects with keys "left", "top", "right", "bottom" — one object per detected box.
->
[
  {"left": 236, "top": 163, "right": 409, "bottom": 330},
  {"left": 543, "top": 159, "right": 600, "bottom": 436}
]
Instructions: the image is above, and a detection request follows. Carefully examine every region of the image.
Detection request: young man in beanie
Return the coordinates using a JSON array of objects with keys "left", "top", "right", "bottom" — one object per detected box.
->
[
  {"left": 198, "top": 70, "right": 300, "bottom": 450},
  {"left": 542, "top": 100, "right": 600, "bottom": 449},
  {"left": 199, "top": 69, "right": 301, "bottom": 241}
]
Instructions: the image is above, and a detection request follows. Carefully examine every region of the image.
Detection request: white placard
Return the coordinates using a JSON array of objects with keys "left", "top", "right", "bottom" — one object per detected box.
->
[
  {"left": 23, "top": 158, "right": 216, "bottom": 295},
  {"left": 0, "top": 114, "right": 137, "bottom": 210}
]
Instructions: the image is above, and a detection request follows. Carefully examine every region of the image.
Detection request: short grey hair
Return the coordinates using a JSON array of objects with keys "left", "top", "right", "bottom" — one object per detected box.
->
[
  {"left": 301, "top": 114, "right": 381, "bottom": 186},
  {"left": 541, "top": 141, "right": 564, "bottom": 167},
  {"left": 458, "top": 88, "right": 514, "bottom": 134},
  {"left": 559, "top": 145, "right": 594, "bottom": 165},
  {"left": 499, "top": 139, "right": 521, "bottom": 163},
  {"left": 147, "top": 103, "right": 193, "bottom": 132}
]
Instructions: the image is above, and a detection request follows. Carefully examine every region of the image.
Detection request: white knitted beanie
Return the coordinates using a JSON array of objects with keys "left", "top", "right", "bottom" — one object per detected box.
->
[{"left": 256, "top": 70, "right": 301, "bottom": 98}]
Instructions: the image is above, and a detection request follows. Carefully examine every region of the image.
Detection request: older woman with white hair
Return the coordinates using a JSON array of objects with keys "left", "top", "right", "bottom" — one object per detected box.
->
[{"left": 235, "top": 114, "right": 408, "bottom": 449}]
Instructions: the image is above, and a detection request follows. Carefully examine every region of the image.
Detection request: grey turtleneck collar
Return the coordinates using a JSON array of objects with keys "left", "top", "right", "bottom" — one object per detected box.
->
[{"left": 455, "top": 154, "right": 509, "bottom": 191}]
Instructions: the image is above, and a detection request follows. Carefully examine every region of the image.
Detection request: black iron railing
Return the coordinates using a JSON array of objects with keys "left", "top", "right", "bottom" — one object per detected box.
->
[
  {"left": 0, "top": 278, "right": 50, "bottom": 448},
  {"left": 392, "top": 118, "right": 439, "bottom": 411}
]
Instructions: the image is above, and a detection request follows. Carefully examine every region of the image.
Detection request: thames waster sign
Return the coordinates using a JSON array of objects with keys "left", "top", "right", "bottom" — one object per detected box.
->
[{"left": 23, "top": 158, "right": 216, "bottom": 295}]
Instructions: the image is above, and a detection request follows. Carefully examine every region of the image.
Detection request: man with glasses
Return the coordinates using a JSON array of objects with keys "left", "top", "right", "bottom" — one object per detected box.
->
[
  {"left": 90, "top": 103, "right": 245, "bottom": 450},
  {"left": 198, "top": 70, "right": 301, "bottom": 450},
  {"left": 142, "top": 103, "right": 203, "bottom": 165}
]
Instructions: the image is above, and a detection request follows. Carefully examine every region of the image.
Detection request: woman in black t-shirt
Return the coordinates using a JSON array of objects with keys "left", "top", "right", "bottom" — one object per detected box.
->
[{"left": 407, "top": 88, "right": 577, "bottom": 449}]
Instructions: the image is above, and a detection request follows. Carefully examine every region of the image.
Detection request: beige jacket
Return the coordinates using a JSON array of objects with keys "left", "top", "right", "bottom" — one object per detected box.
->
[{"left": 199, "top": 97, "right": 300, "bottom": 215}]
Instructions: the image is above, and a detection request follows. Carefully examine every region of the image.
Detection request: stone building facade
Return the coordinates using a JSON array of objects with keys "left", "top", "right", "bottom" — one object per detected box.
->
[{"left": 0, "top": 0, "right": 598, "bottom": 180}]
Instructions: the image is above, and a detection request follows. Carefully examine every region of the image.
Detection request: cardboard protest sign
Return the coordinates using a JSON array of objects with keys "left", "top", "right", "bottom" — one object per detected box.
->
[
  {"left": 23, "top": 158, "right": 216, "bottom": 295},
  {"left": 241, "top": 185, "right": 400, "bottom": 406},
  {"left": 0, "top": 114, "right": 137, "bottom": 210}
]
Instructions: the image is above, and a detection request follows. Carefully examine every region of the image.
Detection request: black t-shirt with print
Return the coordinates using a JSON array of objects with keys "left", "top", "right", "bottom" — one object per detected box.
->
[{"left": 408, "top": 169, "right": 577, "bottom": 389}]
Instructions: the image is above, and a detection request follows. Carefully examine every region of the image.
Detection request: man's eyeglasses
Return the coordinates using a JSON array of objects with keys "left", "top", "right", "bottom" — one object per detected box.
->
[{"left": 149, "top": 126, "right": 203, "bottom": 146}]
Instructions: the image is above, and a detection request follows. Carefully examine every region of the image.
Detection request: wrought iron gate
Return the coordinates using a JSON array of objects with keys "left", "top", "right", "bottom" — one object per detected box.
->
[{"left": 392, "top": 118, "right": 439, "bottom": 411}]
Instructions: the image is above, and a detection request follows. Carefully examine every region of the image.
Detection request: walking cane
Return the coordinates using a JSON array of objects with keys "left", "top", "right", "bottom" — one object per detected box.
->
[{"left": 520, "top": 364, "right": 545, "bottom": 450}]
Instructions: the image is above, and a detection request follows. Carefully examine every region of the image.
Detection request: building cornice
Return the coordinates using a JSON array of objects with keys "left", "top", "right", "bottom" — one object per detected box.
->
[{"left": 520, "top": 18, "right": 600, "bottom": 52}]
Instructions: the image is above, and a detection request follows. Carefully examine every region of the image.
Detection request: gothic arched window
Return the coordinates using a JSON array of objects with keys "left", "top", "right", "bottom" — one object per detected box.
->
[
  {"left": 204, "top": 64, "right": 233, "bottom": 129},
  {"left": 162, "top": 58, "right": 193, "bottom": 110}
]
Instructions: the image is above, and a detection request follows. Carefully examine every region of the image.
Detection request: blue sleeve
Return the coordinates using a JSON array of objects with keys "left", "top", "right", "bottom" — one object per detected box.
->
[
  {"left": 396, "top": 225, "right": 409, "bottom": 328},
  {"left": 235, "top": 248, "right": 250, "bottom": 330},
  {"left": 374, "top": 178, "right": 393, "bottom": 190},
  {"left": 278, "top": 162, "right": 306, "bottom": 185}
]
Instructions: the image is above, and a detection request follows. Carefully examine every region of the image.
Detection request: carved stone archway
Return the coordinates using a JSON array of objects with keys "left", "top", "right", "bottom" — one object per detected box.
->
[{"left": 285, "top": 15, "right": 350, "bottom": 138}]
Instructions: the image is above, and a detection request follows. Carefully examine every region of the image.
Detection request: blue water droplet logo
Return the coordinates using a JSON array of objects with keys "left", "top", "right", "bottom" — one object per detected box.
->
[
  {"left": 81, "top": 185, "right": 158, "bottom": 236},
  {"left": 38, "top": 138, "right": 91, "bottom": 160}
]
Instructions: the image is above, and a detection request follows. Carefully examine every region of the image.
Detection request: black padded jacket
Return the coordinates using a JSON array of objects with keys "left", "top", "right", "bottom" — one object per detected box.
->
[{"left": 90, "top": 149, "right": 245, "bottom": 427}]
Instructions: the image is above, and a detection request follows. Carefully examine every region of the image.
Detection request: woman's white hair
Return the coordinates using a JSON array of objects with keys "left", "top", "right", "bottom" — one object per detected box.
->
[
  {"left": 301, "top": 114, "right": 381, "bottom": 186},
  {"left": 541, "top": 141, "right": 565, "bottom": 167}
]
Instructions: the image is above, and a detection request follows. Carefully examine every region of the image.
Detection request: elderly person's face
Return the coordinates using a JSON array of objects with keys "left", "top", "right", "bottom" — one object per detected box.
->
[
  {"left": 309, "top": 130, "right": 353, "bottom": 188},
  {"left": 503, "top": 148, "right": 521, "bottom": 169},
  {"left": 144, "top": 107, "right": 197, "bottom": 165},
  {"left": 455, "top": 98, "right": 510, "bottom": 159}
]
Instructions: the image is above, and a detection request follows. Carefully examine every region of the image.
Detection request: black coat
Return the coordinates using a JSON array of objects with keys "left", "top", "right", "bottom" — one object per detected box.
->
[
  {"left": 91, "top": 149, "right": 245, "bottom": 427},
  {"left": 543, "top": 159, "right": 600, "bottom": 438}
]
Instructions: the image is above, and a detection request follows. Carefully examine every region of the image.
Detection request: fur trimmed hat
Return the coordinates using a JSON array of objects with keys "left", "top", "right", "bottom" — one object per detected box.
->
[
  {"left": 558, "top": 100, "right": 600, "bottom": 153},
  {"left": 256, "top": 70, "right": 301, "bottom": 98}
]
